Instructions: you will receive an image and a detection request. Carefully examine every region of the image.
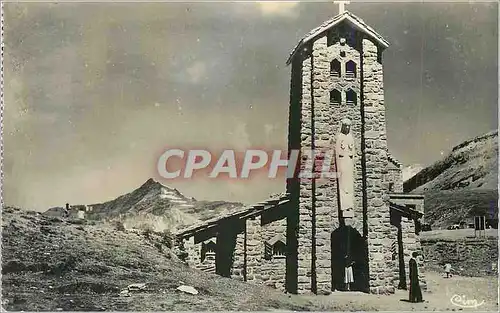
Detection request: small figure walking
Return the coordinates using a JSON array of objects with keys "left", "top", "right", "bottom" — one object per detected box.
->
[
  {"left": 64, "top": 203, "right": 70, "bottom": 218},
  {"left": 344, "top": 255, "right": 354, "bottom": 291},
  {"left": 409, "top": 251, "right": 423, "bottom": 303},
  {"left": 444, "top": 262, "right": 452, "bottom": 278}
]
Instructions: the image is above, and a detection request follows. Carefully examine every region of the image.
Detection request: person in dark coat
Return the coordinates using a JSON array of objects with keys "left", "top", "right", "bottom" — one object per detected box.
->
[{"left": 409, "top": 251, "right": 423, "bottom": 303}]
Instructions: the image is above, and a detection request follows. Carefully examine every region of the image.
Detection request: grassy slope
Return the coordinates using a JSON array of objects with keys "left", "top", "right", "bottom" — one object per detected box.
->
[
  {"left": 423, "top": 189, "right": 498, "bottom": 228},
  {"left": 403, "top": 131, "right": 498, "bottom": 228},
  {"left": 2, "top": 207, "right": 374, "bottom": 311},
  {"left": 405, "top": 131, "right": 498, "bottom": 193}
]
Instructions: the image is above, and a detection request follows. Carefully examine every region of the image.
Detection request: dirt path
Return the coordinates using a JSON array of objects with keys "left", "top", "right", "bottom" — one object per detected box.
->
[{"left": 304, "top": 271, "right": 498, "bottom": 311}]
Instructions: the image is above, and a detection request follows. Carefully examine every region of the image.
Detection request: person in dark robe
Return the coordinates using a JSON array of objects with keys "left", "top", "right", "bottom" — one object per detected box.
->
[{"left": 409, "top": 251, "right": 423, "bottom": 303}]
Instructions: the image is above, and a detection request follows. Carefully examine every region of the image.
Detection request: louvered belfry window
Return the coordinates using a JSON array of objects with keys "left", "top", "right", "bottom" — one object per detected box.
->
[
  {"left": 331, "top": 89, "right": 341, "bottom": 105},
  {"left": 346, "top": 89, "right": 357, "bottom": 105},
  {"left": 331, "top": 59, "right": 341, "bottom": 78},
  {"left": 346, "top": 60, "right": 356, "bottom": 78}
]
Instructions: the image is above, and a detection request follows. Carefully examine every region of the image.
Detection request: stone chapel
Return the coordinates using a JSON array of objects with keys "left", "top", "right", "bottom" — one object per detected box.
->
[{"left": 175, "top": 9, "right": 426, "bottom": 295}]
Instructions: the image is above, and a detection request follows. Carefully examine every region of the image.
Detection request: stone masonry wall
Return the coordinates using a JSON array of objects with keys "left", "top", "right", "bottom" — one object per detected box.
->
[
  {"left": 401, "top": 217, "right": 426, "bottom": 290},
  {"left": 260, "top": 256, "right": 287, "bottom": 291},
  {"left": 183, "top": 236, "right": 218, "bottom": 274},
  {"left": 361, "top": 37, "right": 394, "bottom": 294},
  {"left": 414, "top": 223, "right": 427, "bottom": 291},
  {"left": 184, "top": 236, "right": 201, "bottom": 268},
  {"left": 387, "top": 163, "right": 403, "bottom": 193},
  {"left": 286, "top": 40, "right": 303, "bottom": 295},
  {"left": 297, "top": 51, "right": 314, "bottom": 294},
  {"left": 312, "top": 35, "right": 335, "bottom": 294},
  {"left": 231, "top": 232, "right": 245, "bottom": 281},
  {"left": 389, "top": 224, "right": 401, "bottom": 288},
  {"left": 421, "top": 237, "right": 498, "bottom": 277},
  {"left": 262, "top": 218, "right": 287, "bottom": 244},
  {"left": 366, "top": 221, "right": 398, "bottom": 294},
  {"left": 246, "top": 216, "right": 264, "bottom": 283},
  {"left": 261, "top": 217, "right": 287, "bottom": 290}
]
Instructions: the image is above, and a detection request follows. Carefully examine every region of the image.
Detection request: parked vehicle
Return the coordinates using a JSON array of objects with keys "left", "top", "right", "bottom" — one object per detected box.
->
[
  {"left": 421, "top": 223, "right": 432, "bottom": 231},
  {"left": 447, "top": 224, "right": 460, "bottom": 230}
]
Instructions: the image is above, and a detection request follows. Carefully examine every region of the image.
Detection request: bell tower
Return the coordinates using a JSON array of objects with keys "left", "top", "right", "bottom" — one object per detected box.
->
[{"left": 286, "top": 8, "right": 395, "bottom": 295}]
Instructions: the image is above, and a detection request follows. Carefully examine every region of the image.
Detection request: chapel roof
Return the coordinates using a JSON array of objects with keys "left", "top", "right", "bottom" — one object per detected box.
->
[
  {"left": 286, "top": 11, "right": 389, "bottom": 65},
  {"left": 389, "top": 201, "right": 423, "bottom": 219},
  {"left": 175, "top": 193, "right": 290, "bottom": 239},
  {"left": 387, "top": 153, "right": 403, "bottom": 169}
]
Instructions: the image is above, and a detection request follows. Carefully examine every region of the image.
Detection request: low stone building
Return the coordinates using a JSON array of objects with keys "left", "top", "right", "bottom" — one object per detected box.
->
[
  {"left": 175, "top": 9, "right": 425, "bottom": 295},
  {"left": 61, "top": 204, "right": 88, "bottom": 219}
]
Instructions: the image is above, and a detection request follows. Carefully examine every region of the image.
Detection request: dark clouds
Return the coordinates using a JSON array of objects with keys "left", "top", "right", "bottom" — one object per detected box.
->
[{"left": 4, "top": 2, "right": 498, "bottom": 210}]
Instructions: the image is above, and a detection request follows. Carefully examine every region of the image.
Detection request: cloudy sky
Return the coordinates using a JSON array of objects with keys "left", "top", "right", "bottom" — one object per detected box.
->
[{"left": 4, "top": 1, "right": 498, "bottom": 211}]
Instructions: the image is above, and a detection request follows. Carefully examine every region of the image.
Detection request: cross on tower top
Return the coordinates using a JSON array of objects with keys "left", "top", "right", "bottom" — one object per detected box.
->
[{"left": 334, "top": 1, "right": 350, "bottom": 14}]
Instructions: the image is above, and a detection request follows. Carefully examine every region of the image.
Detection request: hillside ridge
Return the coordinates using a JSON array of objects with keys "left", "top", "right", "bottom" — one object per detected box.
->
[
  {"left": 404, "top": 130, "right": 498, "bottom": 193},
  {"left": 45, "top": 178, "right": 244, "bottom": 232},
  {"left": 403, "top": 130, "right": 498, "bottom": 228}
]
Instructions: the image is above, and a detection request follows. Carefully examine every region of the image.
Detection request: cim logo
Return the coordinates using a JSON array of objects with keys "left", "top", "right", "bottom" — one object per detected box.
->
[{"left": 450, "top": 294, "right": 485, "bottom": 309}]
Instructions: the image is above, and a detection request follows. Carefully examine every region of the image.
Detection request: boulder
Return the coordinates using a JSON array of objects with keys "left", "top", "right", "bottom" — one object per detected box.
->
[{"left": 176, "top": 285, "right": 198, "bottom": 295}]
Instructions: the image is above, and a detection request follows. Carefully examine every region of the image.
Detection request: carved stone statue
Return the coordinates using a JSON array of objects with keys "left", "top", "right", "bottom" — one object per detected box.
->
[{"left": 335, "top": 118, "right": 355, "bottom": 218}]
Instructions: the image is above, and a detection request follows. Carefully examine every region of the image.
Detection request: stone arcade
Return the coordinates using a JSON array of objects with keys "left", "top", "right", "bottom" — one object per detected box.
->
[{"left": 175, "top": 10, "right": 426, "bottom": 295}]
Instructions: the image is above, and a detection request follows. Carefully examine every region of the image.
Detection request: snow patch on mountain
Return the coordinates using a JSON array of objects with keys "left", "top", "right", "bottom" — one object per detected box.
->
[{"left": 402, "top": 164, "right": 424, "bottom": 182}]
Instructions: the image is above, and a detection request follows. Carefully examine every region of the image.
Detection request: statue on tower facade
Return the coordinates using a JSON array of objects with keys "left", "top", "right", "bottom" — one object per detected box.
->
[{"left": 335, "top": 118, "right": 355, "bottom": 218}]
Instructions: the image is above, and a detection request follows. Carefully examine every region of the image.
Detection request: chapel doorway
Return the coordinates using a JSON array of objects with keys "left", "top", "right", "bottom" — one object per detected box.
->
[{"left": 331, "top": 225, "right": 369, "bottom": 292}]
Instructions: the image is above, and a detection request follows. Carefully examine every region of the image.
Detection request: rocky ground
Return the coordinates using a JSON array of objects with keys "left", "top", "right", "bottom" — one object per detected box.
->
[
  {"left": 2, "top": 207, "right": 498, "bottom": 311},
  {"left": 1, "top": 207, "right": 372, "bottom": 311}
]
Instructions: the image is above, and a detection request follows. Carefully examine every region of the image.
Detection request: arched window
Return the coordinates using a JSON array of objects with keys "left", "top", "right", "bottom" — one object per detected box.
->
[
  {"left": 330, "top": 59, "right": 341, "bottom": 78},
  {"left": 346, "top": 60, "right": 356, "bottom": 78},
  {"left": 330, "top": 89, "right": 341, "bottom": 105},
  {"left": 346, "top": 89, "right": 357, "bottom": 105},
  {"left": 264, "top": 235, "right": 287, "bottom": 260},
  {"left": 273, "top": 241, "right": 286, "bottom": 256}
]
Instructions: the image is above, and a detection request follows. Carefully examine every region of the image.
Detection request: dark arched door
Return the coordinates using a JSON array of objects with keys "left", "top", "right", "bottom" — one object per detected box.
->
[{"left": 331, "top": 225, "right": 369, "bottom": 292}]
